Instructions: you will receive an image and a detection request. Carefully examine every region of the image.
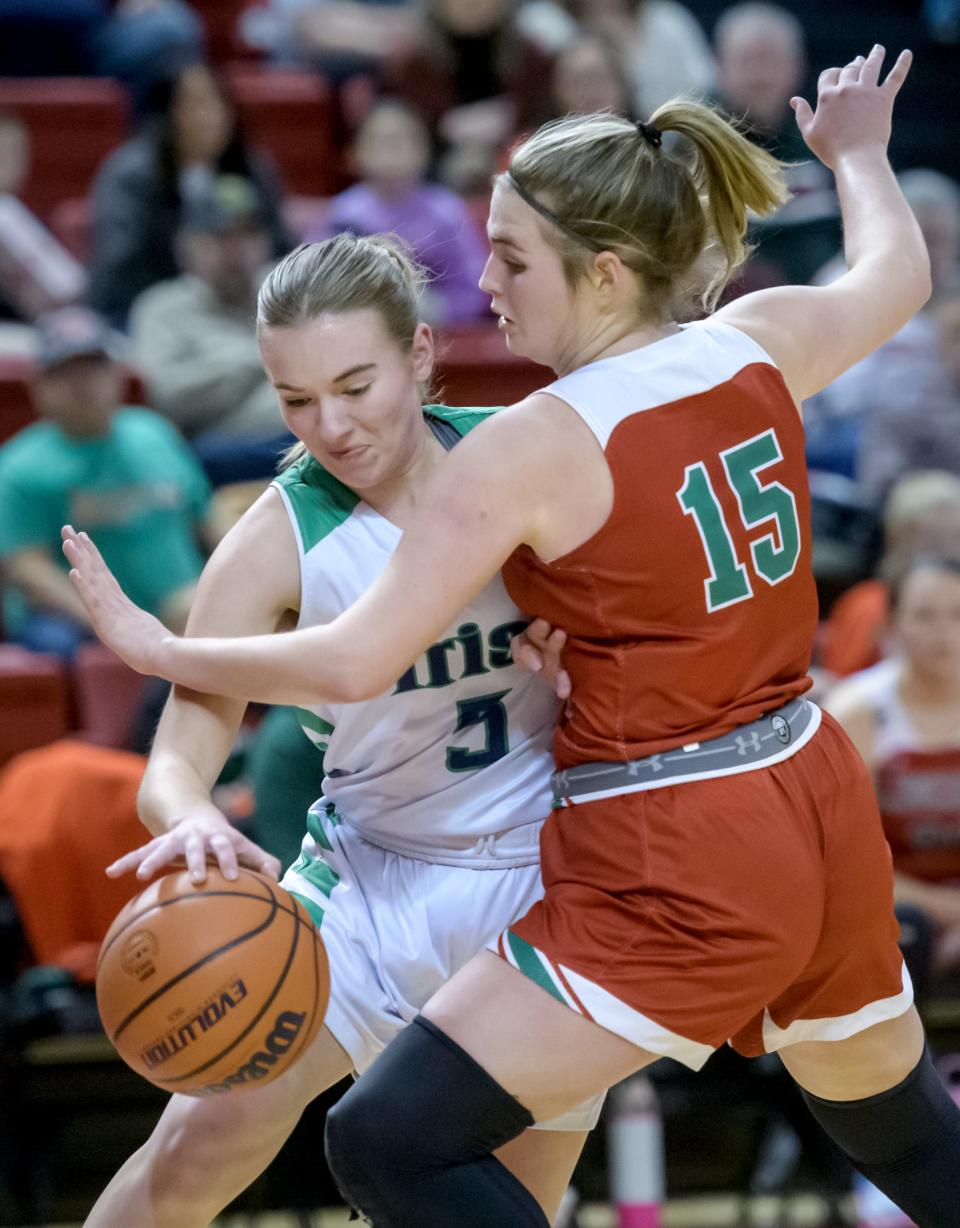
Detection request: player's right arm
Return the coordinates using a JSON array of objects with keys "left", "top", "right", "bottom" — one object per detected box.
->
[
  {"left": 718, "top": 45, "right": 931, "bottom": 404},
  {"left": 110, "top": 487, "right": 301, "bottom": 884}
]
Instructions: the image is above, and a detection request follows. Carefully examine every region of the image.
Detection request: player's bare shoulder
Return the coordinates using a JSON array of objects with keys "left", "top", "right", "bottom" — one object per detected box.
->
[{"left": 189, "top": 485, "right": 300, "bottom": 634}]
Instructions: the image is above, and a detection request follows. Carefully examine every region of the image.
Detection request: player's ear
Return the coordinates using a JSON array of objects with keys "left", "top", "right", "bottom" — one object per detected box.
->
[{"left": 411, "top": 322, "right": 435, "bottom": 384}]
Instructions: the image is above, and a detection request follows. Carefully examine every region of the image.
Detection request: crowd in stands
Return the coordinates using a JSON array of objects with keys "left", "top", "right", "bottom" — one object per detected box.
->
[{"left": 0, "top": 0, "right": 958, "bottom": 1217}]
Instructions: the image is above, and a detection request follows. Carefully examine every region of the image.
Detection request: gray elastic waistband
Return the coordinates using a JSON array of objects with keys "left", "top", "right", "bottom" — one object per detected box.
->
[{"left": 551, "top": 698, "right": 820, "bottom": 807}]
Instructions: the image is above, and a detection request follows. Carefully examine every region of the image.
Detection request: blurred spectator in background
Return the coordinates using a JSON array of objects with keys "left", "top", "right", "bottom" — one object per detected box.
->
[
  {"left": 713, "top": 1, "right": 837, "bottom": 287},
  {"left": 308, "top": 100, "right": 488, "bottom": 325},
  {"left": 0, "top": 1, "right": 202, "bottom": 108},
  {"left": 858, "top": 295, "right": 960, "bottom": 503},
  {"left": 806, "top": 169, "right": 960, "bottom": 481},
  {"left": 713, "top": 0, "right": 806, "bottom": 161},
  {"left": 92, "top": 0, "right": 205, "bottom": 119},
  {"left": 130, "top": 174, "right": 284, "bottom": 439},
  {"left": 571, "top": 0, "right": 714, "bottom": 118},
  {"left": 818, "top": 470, "right": 960, "bottom": 681},
  {"left": 548, "top": 32, "right": 634, "bottom": 119},
  {"left": 0, "top": 306, "right": 209, "bottom": 657},
  {"left": 88, "top": 62, "right": 290, "bottom": 328},
  {"left": 826, "top": 555, "right": 960, "bottom": 1001},
  {"left": 246, "top": 0, "right": 416, "bottom": 87},
  {"left": 0, "top": 109, "right": 86, "bottom": 327},
  {"left": 386, "top": 0, "right": 554, "bottom": 195}
]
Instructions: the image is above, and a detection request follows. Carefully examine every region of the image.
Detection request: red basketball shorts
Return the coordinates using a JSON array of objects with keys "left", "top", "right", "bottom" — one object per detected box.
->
[{"left": 494, "top": 711, "right": 910, "bottom": 1069}]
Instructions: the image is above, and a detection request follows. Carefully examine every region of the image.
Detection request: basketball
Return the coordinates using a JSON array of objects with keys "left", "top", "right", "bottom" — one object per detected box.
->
[{"left": 95, "top": 866, "right": 329, "bottom": 1097}]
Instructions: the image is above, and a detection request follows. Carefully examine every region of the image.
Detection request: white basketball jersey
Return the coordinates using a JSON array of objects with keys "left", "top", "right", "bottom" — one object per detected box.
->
[{"left": 272, "top": 405, "right": 559, "bottom": 867}]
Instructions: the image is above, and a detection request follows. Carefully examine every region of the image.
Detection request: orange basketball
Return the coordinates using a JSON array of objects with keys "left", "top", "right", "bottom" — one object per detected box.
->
[{"left": 96, "top": 866, "right": 329, "bottom": 1097}]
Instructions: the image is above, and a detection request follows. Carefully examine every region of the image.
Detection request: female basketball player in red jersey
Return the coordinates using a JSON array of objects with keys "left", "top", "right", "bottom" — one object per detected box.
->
[{"left": 63, "top": 45, "right": 960, "bottom": 1228}]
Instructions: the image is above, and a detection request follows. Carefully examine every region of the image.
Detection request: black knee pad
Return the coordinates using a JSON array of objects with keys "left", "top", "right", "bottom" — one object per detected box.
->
[
  {"left": 802, "top": 1044, "right": 960, "bottom": 1228},
  {"left": 325, "top": 1016, "right": 547, "bottom": 1227}
]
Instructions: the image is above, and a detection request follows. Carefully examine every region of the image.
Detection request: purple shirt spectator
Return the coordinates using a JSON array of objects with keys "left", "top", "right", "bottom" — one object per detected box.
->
[
  {"left": 304, "top": 100, "right": 489, "bottom": 326},
  {"left": 311, "top": 182, "right": 488, "bottom": 325}
]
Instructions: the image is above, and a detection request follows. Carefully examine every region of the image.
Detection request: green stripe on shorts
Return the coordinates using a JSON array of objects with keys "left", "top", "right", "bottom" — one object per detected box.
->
[
  {"left": 289, "top": 889, "right": 326, "bottom": 930},
  {"left": 506, "top": 931, "right": 567, "bottom": 1007}
]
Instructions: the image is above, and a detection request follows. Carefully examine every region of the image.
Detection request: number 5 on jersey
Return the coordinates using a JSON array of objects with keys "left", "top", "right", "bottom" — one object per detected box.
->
[{"left": 677, "top": 428, "right": 801, "bottom": 613}]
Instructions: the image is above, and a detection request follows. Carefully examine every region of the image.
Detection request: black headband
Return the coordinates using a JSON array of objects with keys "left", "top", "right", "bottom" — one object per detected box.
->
[{"left": 502, "top": 171, "right": 605, "bottom": 253}]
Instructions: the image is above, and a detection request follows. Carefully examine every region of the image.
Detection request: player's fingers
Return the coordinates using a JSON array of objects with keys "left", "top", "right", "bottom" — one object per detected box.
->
[
  {"left": 209, "top": 832, "right": 239, "bottom": 881},
  {"left": 839, "top": 55, "right": 864, "bottom": 85},
  {"left": 817, "top": 66, "right": 841, "bottom": 92},
  {"left": 134, "top": 841, "right": 182, "bottom": 881},
  {"left": 545, "top": 627, "right": 567, "bottom": 651},
  {"left": 525, "top": 617, "right": 555, "bottom": 646},
  {"left": 183, "top": 833, "right": 208, "bottom": 882},
  {"left": 859, "top": 43, "right": 886, "bottom": 86},
  {"left": 258, "top": 852, "right": 282, "bottom": 881},
  {"left": 790, "top": 96, "right": 814, "bottom": 134},
  {"left": 514, "top": 640, "right": 544, "bottom": 672},
  {"left": 106, "top": 846, "right": 150, "bottom": 877},
  {"left": 555, "top": 670, "right": 572, "bottom": 701},
  {"left": 882, "top": 48, "right": 913, "bottom": 96}
]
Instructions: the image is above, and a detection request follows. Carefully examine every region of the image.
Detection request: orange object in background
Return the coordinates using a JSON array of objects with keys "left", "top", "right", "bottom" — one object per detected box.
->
[{"left": 0, "top": 739, "right": 148, "bottom": 982}]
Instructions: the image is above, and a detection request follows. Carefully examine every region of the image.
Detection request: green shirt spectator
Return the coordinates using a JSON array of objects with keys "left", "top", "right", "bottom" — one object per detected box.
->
[{"left": 0, "top": 306, "right": 209, "bottom": 656}]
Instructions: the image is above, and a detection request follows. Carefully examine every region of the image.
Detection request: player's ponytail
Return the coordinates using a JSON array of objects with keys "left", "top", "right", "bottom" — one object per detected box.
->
[
  {"left": 506, "top": 103, "right": 789, "bottom": 315},
  {"left": 650, "top": 99, "right": 788, "bottom": 306}
]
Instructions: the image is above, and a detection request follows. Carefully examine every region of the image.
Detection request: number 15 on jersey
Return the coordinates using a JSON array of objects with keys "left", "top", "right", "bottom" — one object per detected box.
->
[{"left": 677, "top": 428, "right": 801, "bottom": 613}]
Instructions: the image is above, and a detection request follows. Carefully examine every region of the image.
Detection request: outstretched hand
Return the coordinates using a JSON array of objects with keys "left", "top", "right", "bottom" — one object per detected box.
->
[
  {"left": 791, "top": 44, "right": 912, "bottom": 170},
  {"left": 61, "top": 525, "right": 174, "bottom": 676}
]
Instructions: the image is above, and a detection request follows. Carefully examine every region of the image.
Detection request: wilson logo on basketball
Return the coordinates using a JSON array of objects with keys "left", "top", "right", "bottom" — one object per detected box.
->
[
  {"left": 140, "top": 978, "right": 249, "bottom": 1070},
  {"left": 198, "top": 1009, "right": 308, "bottom": 1095}
]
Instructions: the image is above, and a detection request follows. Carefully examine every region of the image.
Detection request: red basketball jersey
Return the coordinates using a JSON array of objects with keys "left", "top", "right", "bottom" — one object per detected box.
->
[{"left": 502, "top": 318, "right": 816, "bottom": 767}]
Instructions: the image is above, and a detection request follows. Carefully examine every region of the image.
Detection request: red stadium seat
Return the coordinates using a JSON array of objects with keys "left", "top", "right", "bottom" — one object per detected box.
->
[
  {"left": 433, "top": 326, "right": 550, "bottom": 407},
  {"left": 0, "top": 79, "right": 129, "bottom": 220},
  {"left": 226, "top": 64, "right": 344, "bottom": 196},
  {"left": 0, "top": 646, "right": 71, "bottom": 768},
  {"left": 0, "top": 354, "right": 36, "bottom": 445},
  {"left": 71, "top": 643, "right": 147, "bottom": 750},
  {"left": 190, "top": 0, "right": 260, "bottom": 63}
]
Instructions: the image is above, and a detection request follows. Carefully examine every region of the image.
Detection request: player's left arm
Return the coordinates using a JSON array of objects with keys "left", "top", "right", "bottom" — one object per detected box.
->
[{"left": 63, "top": 403, "right": 553, "bottom": 706}]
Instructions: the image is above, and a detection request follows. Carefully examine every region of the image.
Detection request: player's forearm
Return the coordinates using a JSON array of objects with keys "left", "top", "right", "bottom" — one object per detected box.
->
[
  {"left": 152, "top": 624, "right": 370, "bottom": 706},
  {"left": 834, "top": 149, "right": 930, "bottom": 308},
  {"left": 138, "top": 703, "right": 242, "bottom": 836}
]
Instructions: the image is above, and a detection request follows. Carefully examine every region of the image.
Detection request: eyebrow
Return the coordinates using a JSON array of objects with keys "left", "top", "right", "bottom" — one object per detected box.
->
[
  {"left": 488, "top": 234, "right": 526, "bottom": 253},
  {"left": 274, "top": 362, "right": 376, "bottom": 392}
]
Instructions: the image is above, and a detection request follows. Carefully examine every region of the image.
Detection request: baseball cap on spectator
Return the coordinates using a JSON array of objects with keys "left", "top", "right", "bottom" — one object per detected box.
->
[
  {"left": 36, "top": 305, "right": 121, "bottom": 372},
  {"left": 182, "top": 174, "right": 268, "bottom": 234}
]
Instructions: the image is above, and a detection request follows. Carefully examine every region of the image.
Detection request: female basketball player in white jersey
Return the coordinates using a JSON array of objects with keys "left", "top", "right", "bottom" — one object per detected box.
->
[
  {"left": 66, "top": 46, "right": 960, "bottom": 1228},
  {"left": 80, "top": 233, "right": 595, "bottom": 1228},
  {"left": 827, "top": 556, "right": 960, "bottom": 982}
]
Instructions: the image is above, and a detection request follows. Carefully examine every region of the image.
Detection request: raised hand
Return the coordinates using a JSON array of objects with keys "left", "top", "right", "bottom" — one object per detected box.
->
[
  {"left": 62, "top": 525, "right": 174, "bottom": 675},
  {"left": 791, "top": 44, "right": 912, "bottom": 170},
  {"left": 107, "top": 805, "right": 282, "bottom": 884}
]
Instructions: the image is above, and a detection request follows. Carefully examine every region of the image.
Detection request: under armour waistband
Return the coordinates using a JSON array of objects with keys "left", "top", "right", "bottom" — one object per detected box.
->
[{"left": 551, "top": 698, "right": 821, "bottom": 807}]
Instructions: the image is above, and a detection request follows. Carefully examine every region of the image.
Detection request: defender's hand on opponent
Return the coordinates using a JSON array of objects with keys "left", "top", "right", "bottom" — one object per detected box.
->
[
  {"left": 511, "top": 618, "right": 572, "bottom": 703},
  {"left": 62, "top": 525, "right": 174, "bottom": 675},
  {"left": 107, "top": 807, "right": 282, "bottom": 885},
  {"left": 791, "top": 43, "right": 912, "bottom": 168}
]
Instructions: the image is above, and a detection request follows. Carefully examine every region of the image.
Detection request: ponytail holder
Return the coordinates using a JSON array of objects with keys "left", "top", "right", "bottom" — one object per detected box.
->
[{"left": 635, "top": 120, "right": 662, "bottom": 149}]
